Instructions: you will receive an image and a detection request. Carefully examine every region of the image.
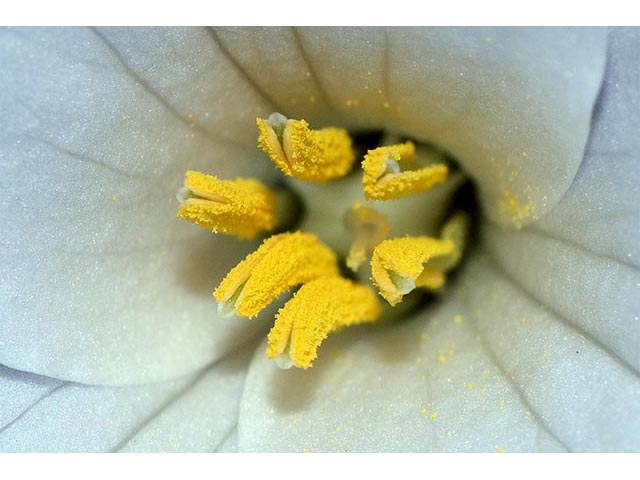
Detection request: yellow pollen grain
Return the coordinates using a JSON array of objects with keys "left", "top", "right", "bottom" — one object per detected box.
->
[
  {"left": 437, "top": 354, "right": 447, "bottom": 363},
  {"left": 429, "top": 412, "right": 438, "bottom": 419},
  {"left": 496, "top": 448, "right": 504, "bottom": 453},
  {"left": 453, "top": 314, "right": 463, "bottom": 324},
  {"left": 214, "top": 231, "right": 339, "bottom": 318},
  {"left": 420, "top": 408, "right": 427, "bottom": 415},
  {"left": 335, "top": 426, "right": 343, "bottom": 433},
  {"left": 111, "top": 195, "right": 118, "bottom": 201},
  {"left": 177, "top": 170, "right": 277, "bottom": 240},
  {"left": 370, "top": 235, "right": 458, "bottom": 306},
  {"left": 266, "top": 276, "right": 382, "bottom": 369},
  {"left": 521, "top": 316, "right": 528, "bottom": 324},
  {"left": 362, "top": 141, "right": 449, "bottom": 201},
  {"left": 257, "top": 114, "right": 355, "bottom": 182},
  {"left": 467, "top": 383, "right": 473, "bottom": 391}
]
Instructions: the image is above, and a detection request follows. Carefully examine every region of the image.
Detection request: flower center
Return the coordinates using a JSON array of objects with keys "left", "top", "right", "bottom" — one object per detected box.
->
[{"left": 176, "top": 113, "right": 471, "bottom": 370}]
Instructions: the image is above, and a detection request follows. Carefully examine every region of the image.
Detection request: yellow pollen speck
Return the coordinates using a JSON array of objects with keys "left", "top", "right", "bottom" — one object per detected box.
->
[
  {"left": 367, "top": 71, "right": 372, "bottom": 75},
  {"left": 370, "top": 213, "right": 468, "bottom": 305},
  {"left": 496, "top": 448, "right": 504, "bottom": 453},
  {"left": 214, "top": 231, "right": 338, "bottom": 318},
  {"left": 498, "top": 399, "right": 505, "bottom": 408},
  {"left": 521, "top": 316, "right": 528, "bottom": 324},
  {"left": 453, "top": 314, "right": 463, "bottom": 324},
  {"left": 335, "top": 426, "right": 343, "bottom": 433},
  {"left": 266, "top": 276, "right": 381, "bottom": 369},
  {"left": 437, "top": 354, "right": 447, "bottom": 363},
  {"left": 429, "top": 412, "right": 437, "bottom": 419},
  {"left": 467, "top": 383, "right": 473, "bottom": 391},
  {"left": 499, "top": 190, "right": 536, "bottom": 229},
  {"left": 176, "top": 170, "right": 277, "bottom": 240},
  {"left": 383, "top": 102, "right": 391, "bottom": 109},
  {"left": 111, "top": 195, "right": 118, "bottom": 201},
  {"left": 303, "top": 449, "right": 311, "bottom": 453},
  {"left": 482, "top": 369, "right": 489, "bottom": 376},
  {"left": 345, "top": 203, "right": 392, "bottom": 272},
  {"left": 121, "top": 114, "right": 129, "bottom": 120},
  {"left": 362, "top": 142, "right": 449, "bottom": 201},
  {"left": 420, "top": 408, "right": 427, "bottom": 415},
  {"left": 484, "top": 36, "right": 493, "bottom": 44},
  {"left": 257, "top": 113, "right": 355, "bottom": 182}
]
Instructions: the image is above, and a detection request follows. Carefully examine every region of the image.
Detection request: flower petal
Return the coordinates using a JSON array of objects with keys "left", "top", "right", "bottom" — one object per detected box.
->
[
  {"left": 224, "top": 27, "right": 606, "bottom": 227},
  {"left": 238, "top": 252, "right": 640, "bottom": 452},
  {"left": 0, "top": 27, "right": 277, "bottom": 385},
  {"left": 238, "top": 29, "right": 639, "bottom": 452},
  {"left": 0, "top": 346, "right": 252, "bottom": 452}
]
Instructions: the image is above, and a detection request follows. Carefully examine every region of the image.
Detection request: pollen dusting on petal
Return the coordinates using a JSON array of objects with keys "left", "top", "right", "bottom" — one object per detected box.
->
[
  {"left": 213, "top": 231, "right": 339, "bottom": 319},
  {"left": 266, "top": 277, "right": 382, "bottom": 369},
  {"left": 257, "top": 113, "right": 355, "bottom": 182},
  {"left": 344, "top": 203, "right": 392, "bottom": 272},
  {"left": 370, "top": 236, "right": 456, "bottom": 306},
  {"left": 176, "top": 170, "right": 277, "bottom": 240},
  {"left": 362, "top": 141, "right": 449, "bottom": 200}
]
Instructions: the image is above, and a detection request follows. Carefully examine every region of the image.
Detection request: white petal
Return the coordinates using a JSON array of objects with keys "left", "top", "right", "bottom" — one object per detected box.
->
[
  {"left": 0, "top": 27, "right": 276, "bottom": 385},
  {"left": 239, "top": 252, "right": 640, "bottom": 452},
  {"left": 236, "top": 27, "right": 605, "bottom": 226},
  {"left": 238, "top": 29, "right": 638, "bottom": 452},
  {"left": 0, "top": 347, "right": 252, "bottom": 452},
  {"left": 238, "top": 272, "right": 563, "bottom": 452}
]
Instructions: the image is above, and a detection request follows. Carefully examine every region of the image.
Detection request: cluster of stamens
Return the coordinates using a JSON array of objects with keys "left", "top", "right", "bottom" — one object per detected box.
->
[{"left": 177, "top": 113, "right": 468, "bottom": 369}]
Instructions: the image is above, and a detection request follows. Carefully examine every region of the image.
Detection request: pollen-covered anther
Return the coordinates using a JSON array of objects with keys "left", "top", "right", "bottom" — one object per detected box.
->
[
  {"left": 257, "top": 112, "right": 355, "bottom": 182},
  {"left": 370, "top": 212, "right": 469, "bottom": 305},
  {"left": 213, "top": 231, "right": 339, "bottom": 319},
  {"left": 344, "top": 203, "right": 392, "bottom": 272},
  {"left": 362, "top": 141, "right": 449, "bottom": 200},
  {"left": 176, "top": 170, "right": 277, "bottom": 240},
  {"left": 266, "top": 277, "right": 382, "bottom": 369}
]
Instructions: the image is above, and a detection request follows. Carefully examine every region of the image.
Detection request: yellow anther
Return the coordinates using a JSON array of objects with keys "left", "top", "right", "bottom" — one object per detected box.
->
[
  {"left": 370, "top": 212, "right": 470, "bottom": 305},
  {"left": 362, "top": 141, "right": 449, "bottom": 200},
  {"left": 344, "top": 203, "right": 392, "bottom": 272},
  {"left": 214, "top": 231, "right": 339, "bottom": 318},
  {"left": 371, "top": 236, "right": 455, "bottom": 305},
  {"left": 266, "top": 277, "right": 382, "bottom": 369},
  {"left": 176, "top": 170, "right": 276, "bottom": 240},
  {"left": 257, "top": 112, "right": 355, "bottom": 182}
]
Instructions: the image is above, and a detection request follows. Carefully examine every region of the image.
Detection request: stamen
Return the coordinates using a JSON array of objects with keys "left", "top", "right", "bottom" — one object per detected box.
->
[
  {"left": 177, "top": 170, "right": 277, "bottom": 240},
  {"left": 344, "top": 203, "right": 392, "bottom": 272},
  {"left": 214, "top": 231, "right": 339, "bottom": 318},
  {"left": 362, "top": 141, "right": 449, "bottom": 200},
  {"left": 370, "top": 212, "right": 469, "bottom": 305},
  {"left": 266, "top": 277, "right": 382, "bottom": 369},
  {"left": 257, "top": 112, "right": 355, "bottom": 182}
]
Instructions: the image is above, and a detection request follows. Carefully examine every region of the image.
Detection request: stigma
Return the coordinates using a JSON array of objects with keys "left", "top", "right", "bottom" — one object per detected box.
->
[
  {"left": 176, "top": 170, "right": 277, "bottom": 240},
  {"left": 266, "top": 277, "right": 381, "bottom": 369},
  {"left": 213, "top": 231, "right": 338, "bottom": 318},
  {"left": 362, "top": 141, "right": 449, "bottom": 200},
  {"left": 257, "top": 112, "right": 355, "bottom": 182},
  {"left": 344, "top": 203, "right": 392, "bottom": 272}
]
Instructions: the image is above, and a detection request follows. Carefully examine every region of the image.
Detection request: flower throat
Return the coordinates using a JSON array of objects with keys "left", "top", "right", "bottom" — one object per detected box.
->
[{"left": 177, "top": 113, "right": 472, "bottom": 370}]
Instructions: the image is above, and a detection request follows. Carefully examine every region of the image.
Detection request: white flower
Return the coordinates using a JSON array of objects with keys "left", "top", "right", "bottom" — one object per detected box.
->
[{"left": 0, "top": 27, "right": 638, "bottom": 452}]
